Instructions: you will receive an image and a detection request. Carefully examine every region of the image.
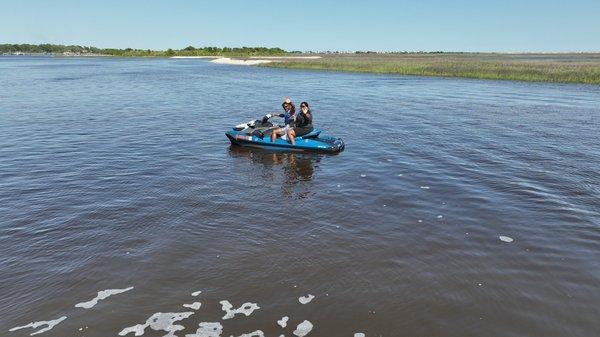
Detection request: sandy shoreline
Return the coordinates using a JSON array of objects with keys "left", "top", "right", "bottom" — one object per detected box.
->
[
  {"left": 170, "top": 55, "right": 322, "bottom": 65},
  {"left": 210, "top": 58, "right": 272, "bottom": 65},
  {"left": 170, "top": 55, "right": 270, "bottom": 65},
  {"left": 169, "top": 56, "right": 220, "bottom": 59},
  {"left": 249, "top": 56, "right": 322, "bottom": 59}
]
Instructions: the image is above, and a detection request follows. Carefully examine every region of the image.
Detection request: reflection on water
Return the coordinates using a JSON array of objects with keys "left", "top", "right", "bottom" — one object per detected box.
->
[{"left": 228, "top": 146, "right": 322, "bottom": 199}]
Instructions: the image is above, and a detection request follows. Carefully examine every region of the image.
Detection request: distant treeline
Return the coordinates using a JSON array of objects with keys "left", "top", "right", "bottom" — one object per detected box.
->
[
  {"left": 0, "top": 44, "right": 288, "bottom": 57},
  {"left": 0, "top": 44, "right": 102, "bottom": 54},
  {"left": 0, "top": 44, "right": 473, "bottom": 56}
]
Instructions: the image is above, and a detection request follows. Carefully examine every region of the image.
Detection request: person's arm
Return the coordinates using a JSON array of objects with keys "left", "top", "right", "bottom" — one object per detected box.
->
[
  {"left": 264, "top": 114, "right": 281, "bottom": 125},
  {"left": 261, "top": 113, "right": 286, "bottom": 123},
  {"left": 297, "top": 112, "right": 310, "bottom": 127},
  {"left": 305, "top": 112, "right": 313, "bottom": 126},
  {"left": 266, "top": 113, "right": 286, "bottom": 117}
]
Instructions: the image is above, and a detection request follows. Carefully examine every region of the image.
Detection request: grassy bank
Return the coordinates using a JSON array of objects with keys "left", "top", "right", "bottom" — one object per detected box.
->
[{"left": 262, "top": 53, "right": 600, "bottom": 84}]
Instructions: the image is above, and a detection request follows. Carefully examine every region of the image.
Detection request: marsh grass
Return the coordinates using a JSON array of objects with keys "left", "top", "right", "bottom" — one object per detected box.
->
[{"left": 262, "top": 53, "right": 600, "bottom": 84}]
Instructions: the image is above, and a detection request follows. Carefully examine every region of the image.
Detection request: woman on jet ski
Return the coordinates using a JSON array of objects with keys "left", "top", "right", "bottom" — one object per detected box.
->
[
  {"left": 270, "top": 97, "right": 296, "bottom": 142},
  {"left": 286, "top": 101, "right": 313, "bottom": 145}
]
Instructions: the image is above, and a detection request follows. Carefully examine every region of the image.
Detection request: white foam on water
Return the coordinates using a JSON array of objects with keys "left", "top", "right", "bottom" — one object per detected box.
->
[
  {"left": 219, "top": 300, "right": 260, "bottom": 320},
  {"left": 232, "top": 331, "right": 264, "bottom": 337},
  {"left": 437, "top": 215, "right": 443, "bottom": 219},
  {"left": 75, "top": 286, "right": 134, "bottom": 309},
  {"left": 397, "top": 174, "right": 403, "bottom": 177},
  {"left": 9, "top": 316, "right": 67, "bottom": 335},
  {"left": 277, "top": 316, "right": 289, "bottom": 328},
  {"left": 360, "top": 174, "right": 367, "bottom": 177},
  {"left": 499, "top": 236, "right": 514, "bottom": 243},
  {"left": 418, "top": 220, "right": 423, "bottom": 223},
  {"left": 354, "top": 333, "right": 366, "bottom": 337},
  {"left": 298, "top": 294, "right": 314, "bottom": 304},
  {"left": 119, "top": 312, "right": 194, "bottom": 337},
  {"left": 420, "top": 186, "right": 430, "bottom": 189},
  {"left": 192, "top": 291, "right": 203, "bottom": 297},
  {"left": 293, "top": 320, "right": 313, "bottom": 337},
  {"left": 183, "top": 302, "right": 202, "bottom": 310},
  {"left": 185, "top": 322, "right": 223, "bottom": 337}
]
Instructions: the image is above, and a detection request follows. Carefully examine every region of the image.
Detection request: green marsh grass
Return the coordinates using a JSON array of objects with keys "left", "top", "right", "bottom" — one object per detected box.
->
[{"left": 262, "top": 53, "right": 600, "bottom": 84}]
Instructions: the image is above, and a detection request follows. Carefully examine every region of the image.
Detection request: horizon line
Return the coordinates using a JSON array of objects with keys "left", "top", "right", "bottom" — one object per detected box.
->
[{"left": 2, "top": 42, "right": 599, "bottom": 54}]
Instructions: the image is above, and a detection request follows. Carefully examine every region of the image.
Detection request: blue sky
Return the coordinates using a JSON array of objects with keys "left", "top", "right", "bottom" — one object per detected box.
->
[{"left": 1, "top": 0, "right": 599, "bottom": 52}]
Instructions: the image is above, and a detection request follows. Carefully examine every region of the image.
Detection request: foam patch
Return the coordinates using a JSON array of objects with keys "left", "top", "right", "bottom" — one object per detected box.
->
[
  {"left": 219, "top": 300, "right": 260, "bottom": 320},
  {"left": 298, "top": 295, "right": 314, "bottom": 304},
  {"left": 119, "top": 312, "right": 194, "bottom": 337},
  {"left": 293, "top": 320, "right": 313, "bottom": 337},
  {"left": 75, "top": 287, "right": 134, "bottom": 309},
  {"left": 277, "top": 316, "right": 289, "bottom": 328},
  {"left": 232, "top": 331, "right": 264, "bottom": 337},
  {"left": 9, "top": 316, "right": 67, "bottom": 336},
  {"left": 183, "top": 302, "right": 202, "bottom": 310},
  {"left": 185, "top": 322, "right": 223, "bottom": 337}
]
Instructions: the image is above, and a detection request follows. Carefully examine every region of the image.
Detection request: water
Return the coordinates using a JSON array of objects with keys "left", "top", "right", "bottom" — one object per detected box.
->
[{"left": 1, "top": 56, "right": 599, "bottom": 337}]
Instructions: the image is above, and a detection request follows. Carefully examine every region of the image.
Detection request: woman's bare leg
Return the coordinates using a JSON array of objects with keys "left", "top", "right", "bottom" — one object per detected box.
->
[
  {"left": 271, "top": 128, "right": 281, "bottom": 142},
  {"left": 287, "top": 129, "right": 296, "bottom": 145}
]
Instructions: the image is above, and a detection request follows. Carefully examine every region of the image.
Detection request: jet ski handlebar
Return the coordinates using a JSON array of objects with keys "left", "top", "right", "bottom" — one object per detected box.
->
[{"left": 234, "top": 113, "right": 282, "bottom": 130}]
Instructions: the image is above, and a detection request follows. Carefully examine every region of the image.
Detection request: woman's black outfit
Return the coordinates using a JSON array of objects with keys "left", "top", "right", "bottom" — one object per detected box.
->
[{"left": 292, "top": 111, "right": 313, "bottom": 136}]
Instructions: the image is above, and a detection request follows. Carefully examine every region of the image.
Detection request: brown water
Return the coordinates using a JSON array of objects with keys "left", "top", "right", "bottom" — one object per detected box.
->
[{"left": 1, "top": 56, "right": 599, "bottom": 337}]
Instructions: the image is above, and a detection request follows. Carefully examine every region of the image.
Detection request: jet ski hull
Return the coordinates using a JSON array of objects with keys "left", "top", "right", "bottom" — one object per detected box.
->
[{"left": 226, "top": 129, "right": 344, "bottom": 154}]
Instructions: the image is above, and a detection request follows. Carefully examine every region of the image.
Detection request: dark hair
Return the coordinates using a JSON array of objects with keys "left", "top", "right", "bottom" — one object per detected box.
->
[
  {"left": 282, "top": 102, "right": 295, "bottom": 114},
  {"left": 300, "top": 102, "right": 310, "bottom": 113}
]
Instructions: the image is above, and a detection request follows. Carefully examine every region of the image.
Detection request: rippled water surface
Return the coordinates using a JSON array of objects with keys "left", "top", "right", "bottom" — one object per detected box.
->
[{"left": 1, "top": 56, "right": 599, "bottom": 337}]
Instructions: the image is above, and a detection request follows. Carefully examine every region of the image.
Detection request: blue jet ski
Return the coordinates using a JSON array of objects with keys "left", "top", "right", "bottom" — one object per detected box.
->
[{"left": 226, "top": 114, "right": 345, "bottom": 154}]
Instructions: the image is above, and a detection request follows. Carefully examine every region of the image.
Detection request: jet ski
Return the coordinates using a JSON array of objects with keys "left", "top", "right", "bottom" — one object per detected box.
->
[{"left": 225, "top": 114, "right": 345, "bottom": 154}]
